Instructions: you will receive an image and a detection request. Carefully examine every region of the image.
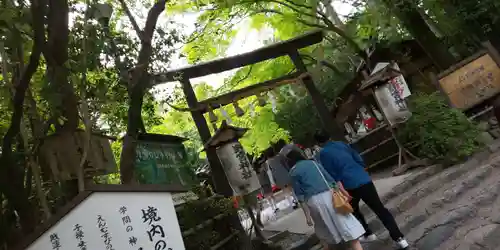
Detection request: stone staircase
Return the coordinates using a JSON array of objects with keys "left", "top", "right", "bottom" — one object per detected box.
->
[{"left": 309, "top": 145, "right": 500, "bottom": 250}]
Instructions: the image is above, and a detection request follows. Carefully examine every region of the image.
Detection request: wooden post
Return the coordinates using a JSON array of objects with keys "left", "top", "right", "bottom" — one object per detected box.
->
[
  {"left": 242, "top": 195, "right": 266, "bottom": 242},
  {"left": 429, "top": 71, "right": 454, "bottom": 108},
  {"left": 179, "top": 77, "right": 233, "bottom": 196},
  {"left": 370, "top": 88, "right": 410, "bottom": 168},
  {"left": 483, "top": 41, "right": 500, "bottom": 126},
  {"left": 288, "top": 50, "right": 344, "bottom": 141},
  {"left": 483, "top": 41, "right": 500, "bottom": 66}
]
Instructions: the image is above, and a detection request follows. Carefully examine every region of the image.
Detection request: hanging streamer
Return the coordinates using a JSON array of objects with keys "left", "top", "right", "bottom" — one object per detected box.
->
[
  {"left": 220, "top": 105, "right": 232, "bottom": 124},
  {"left": 249, "top": 102, "right": 256, "bottom": 118},
  {"left": 233, "top": 102, "right": 245, "bottom": 117},
  {"left": 288, "top": 86, "right": 298, "bottom": 99},
  {"left": 311, "top": 46, "right": 324, "bottom": 79},
  {"left": 208, "top": 106, "right": 218, "bottom": 123},
  {"left": 267, "top": 92, "right": 278, "bottom": 113}
]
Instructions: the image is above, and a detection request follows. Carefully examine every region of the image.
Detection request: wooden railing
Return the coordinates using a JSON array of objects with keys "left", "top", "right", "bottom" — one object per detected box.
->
[{"left": 175, "top": 195, "right": 241, "bottom": 250}]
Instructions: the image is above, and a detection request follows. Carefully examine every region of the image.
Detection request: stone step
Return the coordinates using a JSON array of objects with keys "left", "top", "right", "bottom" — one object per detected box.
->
[
  {"left": 307, "top": 149, "right": 500, "bottom": 250},
  {"left": 393, "top": 162, "right": 500, "bottom": 250},
  {"left": 358, "top": 169, "right": 500, "bottom": 250},
  {"left": 468, "top": 222, "right": 500, "bottom": 250},
  {"left": 433, "top": 176, "right": 500, "bottom": 250},
  {"left": 357, "top": 161, "right": 498, "bottom": 249},
  {"left": 362, "top": 158, "right": 485, "bottom": 234},
  {"left": 358, "top": 164, "right": 444, "bottom": 222}
]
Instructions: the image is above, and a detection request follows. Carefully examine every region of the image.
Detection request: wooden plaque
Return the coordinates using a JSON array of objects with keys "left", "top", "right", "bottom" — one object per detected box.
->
[{"left": 439, "top": 54, "right": 500, "bottom": 110}]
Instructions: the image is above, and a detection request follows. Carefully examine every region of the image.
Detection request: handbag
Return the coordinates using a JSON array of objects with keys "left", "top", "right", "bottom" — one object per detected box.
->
[{"left": 312, "top": 162, "right": 354, "bottom": 215}]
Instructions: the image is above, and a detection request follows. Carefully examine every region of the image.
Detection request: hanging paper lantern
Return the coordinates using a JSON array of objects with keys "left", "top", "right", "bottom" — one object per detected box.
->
[
  {"left": 233, "top": 102, "right": 245, "bottom": 117},
  {"left": 220, "top": 105, "right": 232, "bottom": 124},
  {"left": 257, "top": 94, "right": 267, "bottom": 107},
  {"left": 208, "top": 106, "right": 218, "bottom": 123}
]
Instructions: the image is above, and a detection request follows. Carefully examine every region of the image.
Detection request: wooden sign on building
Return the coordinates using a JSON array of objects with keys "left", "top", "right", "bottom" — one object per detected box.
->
[
  {"left": 437, "top": 52, "right": 500, "bottom": 110},
  {"left": 134, "top": 133, "right": 197, "bottom": 187}
]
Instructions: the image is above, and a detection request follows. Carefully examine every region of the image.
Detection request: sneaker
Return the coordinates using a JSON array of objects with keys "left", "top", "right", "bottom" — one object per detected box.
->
[
  {"left": 395, "top": 238, "right": 409, "bottom": 249},
  {"left": 359, "top": 234, "right": 378, "bottom": 242}
]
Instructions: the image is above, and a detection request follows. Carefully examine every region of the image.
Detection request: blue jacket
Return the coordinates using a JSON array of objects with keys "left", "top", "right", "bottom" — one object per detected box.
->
[
  {"left": 318, "top": 141, "right": 371, "bottom": 190},
  {"left": 289, "top": 160, "right": 335, "bottom": 202}
]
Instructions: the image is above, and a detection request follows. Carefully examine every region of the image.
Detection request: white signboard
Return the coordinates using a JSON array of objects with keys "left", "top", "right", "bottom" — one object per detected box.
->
[
  {"left": 371, "top": 62, "right": 412, "bottom": 98},
  {"left": 27, "top": 192, "right": 185, "bottom": 250},
  {"left": 372, "top": 62, "right": 412, "bottom": 126},
  {"left": 374, "top": 83, "right": 412, "bottom": 126},
  {"left": 216, "top": 142, "right": 260, "bottom": 196},
  {"left": 389, "top": 63, "right": 411, "bottom": 98}
]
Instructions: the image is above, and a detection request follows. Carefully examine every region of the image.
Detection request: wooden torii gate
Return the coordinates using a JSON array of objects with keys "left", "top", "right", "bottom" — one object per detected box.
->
[{"left": 154, "top": 30, "right": 342, "bottom": 195}]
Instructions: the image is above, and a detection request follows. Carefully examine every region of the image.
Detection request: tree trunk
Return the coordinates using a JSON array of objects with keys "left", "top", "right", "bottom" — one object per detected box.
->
[
  {"left": 46, "top": 0, "right": 79, "bottom": 132},
  {"left": 0, "top": 0, "right": 44, "bottom": 234},
  {"left": 383, "top": 0, "right": 456, "bottom": 70},
  {"left": 119, "top": 0, "right": 167, "bottom": 184}
]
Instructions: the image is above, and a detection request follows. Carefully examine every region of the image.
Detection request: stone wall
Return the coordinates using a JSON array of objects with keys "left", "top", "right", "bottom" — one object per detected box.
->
[{"left": 473, "top": 109, "right": 500, "bottom": 144}]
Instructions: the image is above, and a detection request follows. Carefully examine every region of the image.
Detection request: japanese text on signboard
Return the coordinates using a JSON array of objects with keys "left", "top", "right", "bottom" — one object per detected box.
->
[
  {"left": 439, "top": 54, "right": 500, "bottom": 109},
  {"left": 26, "top": 192, "right": 185, "bottom": 250}
]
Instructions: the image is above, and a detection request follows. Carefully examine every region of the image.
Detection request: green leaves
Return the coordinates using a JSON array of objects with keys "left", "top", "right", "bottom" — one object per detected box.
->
[{"left": 399, "top": 92, "right": 483, "bottom": 165}]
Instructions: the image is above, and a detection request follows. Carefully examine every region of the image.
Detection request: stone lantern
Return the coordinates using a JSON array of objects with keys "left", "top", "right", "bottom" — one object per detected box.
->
[{"left": 204, "top": 121, "right": 260, "bottom": 196}]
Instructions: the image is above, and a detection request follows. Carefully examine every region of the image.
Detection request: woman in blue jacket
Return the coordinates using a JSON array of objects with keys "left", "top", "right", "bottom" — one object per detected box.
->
[
  {"left": 282, "top": 147, "right": 365, "bottom": 250},
  {"left": 314, "top": 132, "right": 409, "bottom": 250}
]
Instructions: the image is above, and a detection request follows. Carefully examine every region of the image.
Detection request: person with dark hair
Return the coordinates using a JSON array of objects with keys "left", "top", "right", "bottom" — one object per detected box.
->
[
  {"left": 256, "top": 160, "right": 279, "bottom": 213},
  {"left": 266, "top": 147, "right": 298, "bottom": 209},
  {"left": 281, "top": 146, "right": 365, "bottom": 250},
  {"left": 314, "top": 132, "right": 409, "bottom": 250}
]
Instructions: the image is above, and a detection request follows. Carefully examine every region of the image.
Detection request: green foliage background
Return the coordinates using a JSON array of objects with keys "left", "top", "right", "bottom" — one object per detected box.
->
[{"left": 399, "top": 92, "right": 483, "bottom": 165}]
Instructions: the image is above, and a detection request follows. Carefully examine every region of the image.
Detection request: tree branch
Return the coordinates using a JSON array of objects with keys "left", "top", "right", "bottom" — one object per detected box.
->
[
  {"left": 184, "top": 11, "right": 247, "bottom": 45},
  {"left": 253, "top": 9, "right": 329, "bottom": 29},
  {"left": 316, "top": 10, "right": 367, "bottom": 60},
  {"left": 120, "top": 0, "right": 167, "bottom": 184},
  {"left": 46, "top": 0, "right": 79, "bottom": 130},
  {"left": 117, "top": 0, "right": 144, "bottom": 41},
  {"left": 217, "top": 64, "right": 254, "bottom": 94},
  {"left": 2, "top": 0, "right": 44, "bottom": 158},
  {"left": 0, "top": 0, "right": 45, "bottom": 234},
  {"left": 268, "top": 0, "right": 317, "bottom": 19},
  {"left": 251, "top": 0, "right": 367, "bottom": 61},
  {"left": 300, "top": 53, "right": 343, "bottom": 75},
  {"left": 278, "top": 0, "right": 313, "bottom": 9}
]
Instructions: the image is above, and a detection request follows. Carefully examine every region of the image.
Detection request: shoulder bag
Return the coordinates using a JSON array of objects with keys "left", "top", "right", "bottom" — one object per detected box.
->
[{"left": 312, "top": 161, "right": 354, "bottom": 215}]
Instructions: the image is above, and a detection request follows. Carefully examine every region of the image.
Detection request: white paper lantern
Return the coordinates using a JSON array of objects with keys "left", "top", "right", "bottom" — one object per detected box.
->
[{"left": 216, "top": 142, "right": 260, "bottom": 195}]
